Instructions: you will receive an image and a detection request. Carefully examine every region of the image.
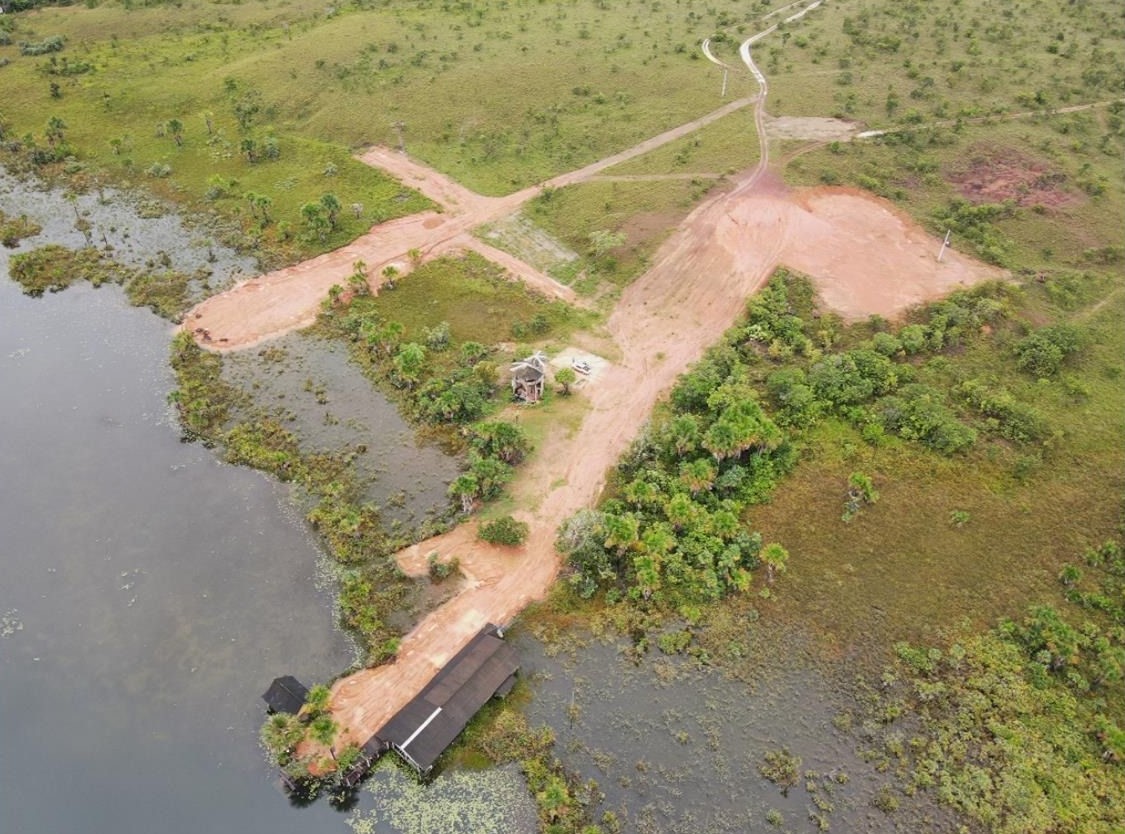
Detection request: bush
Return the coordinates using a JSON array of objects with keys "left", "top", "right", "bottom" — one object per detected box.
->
[
  {"left": 1015, "top": 324, "right": 1084, "bottom": 378},
  {"left": 479, "top": 515, "right": 529, "bottom": 546}
]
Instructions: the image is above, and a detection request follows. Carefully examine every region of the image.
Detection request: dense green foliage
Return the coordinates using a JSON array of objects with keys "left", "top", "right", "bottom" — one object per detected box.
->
[
  {"left": 859, "top": 540, "right": 1125, "bottom": 833},
  {"left": 479, "top": 515, "right": 530, "bottom": 547},
  {"left": 316, "top": 253, "right": 572, "bottom": 435},
  {"left": 560, "top": 269, "right": 1098, "bottom": 607}
]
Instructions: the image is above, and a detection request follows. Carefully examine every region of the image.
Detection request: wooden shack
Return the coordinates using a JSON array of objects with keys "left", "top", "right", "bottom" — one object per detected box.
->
[
  {"left": 374, "top": 624, "right": 519, "bottom": 777},
  {"left": 510, "top": 352, "right": 547, "bottom": 403}
]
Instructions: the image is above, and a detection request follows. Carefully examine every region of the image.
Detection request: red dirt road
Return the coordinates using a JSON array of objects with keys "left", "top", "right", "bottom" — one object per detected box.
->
[
  {"left": 190, "top": 37, "right": 1001, "bottom": 749},
  {"left": 325, "top": 167, "right": 1002, "bottom": 749}
]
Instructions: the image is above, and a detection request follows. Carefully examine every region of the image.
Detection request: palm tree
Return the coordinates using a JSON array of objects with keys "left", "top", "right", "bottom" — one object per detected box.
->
[
  {"left": 472, "top": 421, "right": 529, "bottom": 464},
  {"left": 245, "top": 191, "right": 272, "bottom": 224},
  {"left": 448, "top": 473, "right": 479, "bottom": 513},
  {"left": 320, "top": 193, "right": 341, "bottom": 228},
  {"left": 309, "top": 714, "right": 337, "bottom": 747},
  {"left": 393, "top": 342, "right": 426, "bottom": 387},
  {"left": 45, "top": 116, "right": 67, "bottom": 148},
  {"left": 679, "top": 458, "right": 716, "bottom": 495},
  {"left": 761, "top": 542, "right": 789, "bottom": 584},
  {"left": 165, "top": 118, "right": 184, "bottom": 146}
]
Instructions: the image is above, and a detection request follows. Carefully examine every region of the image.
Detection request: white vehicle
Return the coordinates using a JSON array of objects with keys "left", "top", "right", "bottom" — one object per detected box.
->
[{"left": 571, "top": 359, "right": 592, "bottom": 375}]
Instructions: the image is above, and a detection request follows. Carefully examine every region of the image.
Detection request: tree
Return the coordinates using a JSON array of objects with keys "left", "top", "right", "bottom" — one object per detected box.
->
[
  {"left": 471, "top": 421, "right": 530, "bottom": 465},
  {"left": 448, "top": 473, "right": 479, "bottom": 513},
  {"left": 320, "top": 193, "right": 341, "bottom": 229},
  {"left": 679, "top": 458, "right": 716, "bottom": 495},
  {"left": 300, "top": 201, "right": 330, "bottom": 241},
  {"left": 45, "top": 115, "right": 66, "bottom": 148},
  {"left": 245, "top": 191, "right": 272, "bottom": 225},
  {"left": 665, "top": 414, "right": 701, "bottom": 455},
  {"left": 460, "top": 341, "right": 487, "bottom": 366},
  {"left": 555, "top": 366, "right": 577, "bottom": 395},
  {"left": 469, "top": 453, "right": 512, "bottom": 500},
  {"left": 304, "top": 684, "right": 331, "bottom": 716},
  {"left": 368, "top": 320, "right": 403, "bottom": 357},
  {"left": 348, "top": 259, "right": 369, "bottom": 296},
  {"left": 165, "top": 118, "right": 184, "bottom": 147},
  {"left": 761, "top": 542, "right": 789, "bottom": 584},
  {"left": 260, "top": 713, "right": 304, "bottom": 765},
  {"left": 702, "top": 419, "right": 740, "bottom": 463},
  {"left": 309, "top": 714, "right": 337, "bottom": 747},
  {"left": 602, "top": 512, "right": 640, "bottom": 555},
  {"left": 393, "top": 342, "right": 426, "bottom": 387}
]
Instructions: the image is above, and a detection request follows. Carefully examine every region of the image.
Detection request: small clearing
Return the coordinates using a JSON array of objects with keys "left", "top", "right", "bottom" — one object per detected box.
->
[{"left": 947, "top": 145, "right": 1078, "bottom": 209}]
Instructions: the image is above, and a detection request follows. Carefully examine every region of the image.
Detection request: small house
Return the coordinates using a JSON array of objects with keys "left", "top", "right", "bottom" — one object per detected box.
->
[{"left": 510, "top": 352, "right": 547, "bottom": 403}]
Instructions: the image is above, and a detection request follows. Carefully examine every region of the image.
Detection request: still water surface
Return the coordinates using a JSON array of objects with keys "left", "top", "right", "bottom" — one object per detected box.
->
[
  {"left": 0, "top": 172, "right": 534, "bottom": 834},
  {"left": 0, "top": 275, "right": 364, "bottom": 832}
]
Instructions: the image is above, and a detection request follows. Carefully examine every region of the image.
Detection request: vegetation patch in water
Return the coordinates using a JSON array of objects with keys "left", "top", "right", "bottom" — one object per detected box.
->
[
  {"left": 9, "top": 243, "right": 130, "bottom": 295},
  {"left": 0, "top": 209, "right": 41, "bottom": 247},
  {"left": 170, "top": 332, "right": 411, "bottom": 660},
  {"left": 347, "top": 759, "right": 537, "bottom": 834},
  {"left": 10, "top": 242, "right": 202, "bottom": 320}
]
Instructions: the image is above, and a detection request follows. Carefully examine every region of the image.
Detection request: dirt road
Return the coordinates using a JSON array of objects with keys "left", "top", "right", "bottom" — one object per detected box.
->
[{"left": 191, "top": 0, "right": 1001, "bottom": 753}]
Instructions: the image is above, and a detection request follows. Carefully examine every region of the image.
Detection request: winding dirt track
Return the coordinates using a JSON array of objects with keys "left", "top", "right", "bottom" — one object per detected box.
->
[{"left": 188, "top": 1, "right": 1002, "bottom": 752}]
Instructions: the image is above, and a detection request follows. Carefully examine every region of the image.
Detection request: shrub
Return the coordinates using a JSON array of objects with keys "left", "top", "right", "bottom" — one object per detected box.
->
[{"left": 479, "top": 515, "right": 529, "bottom": 546}]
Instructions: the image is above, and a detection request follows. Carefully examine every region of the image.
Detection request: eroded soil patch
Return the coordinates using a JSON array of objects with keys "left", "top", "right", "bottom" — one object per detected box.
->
[{"left": 948, "top": 145, "right": 1077, "bottom": 209}]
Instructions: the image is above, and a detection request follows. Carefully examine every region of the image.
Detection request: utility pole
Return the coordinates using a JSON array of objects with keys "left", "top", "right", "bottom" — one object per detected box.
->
[
  {"left": 392, "top": 120, "right": 406, "bottom": 152},
  {"left": 720, "top": 68, "right": 728, "bottom": 98},
  {"left": 937, "top": 229, "right": 951, "bottom": 262}
]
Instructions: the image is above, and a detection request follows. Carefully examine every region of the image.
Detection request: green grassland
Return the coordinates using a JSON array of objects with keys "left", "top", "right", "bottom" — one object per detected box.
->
[
  {"left": 0, "top": 0, "right": 771, "bottom": 211},
  {"left": 523, "top": 175, "right": 720, "bottom": 292}
]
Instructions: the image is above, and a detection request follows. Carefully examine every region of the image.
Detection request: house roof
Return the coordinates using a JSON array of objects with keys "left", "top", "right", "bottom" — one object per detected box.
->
[
  {"left": 376, "top": 625, "right": 519, "bottom": 774},
  {"left": 262, "top": 675, "right": 309, "bottom": 714}
]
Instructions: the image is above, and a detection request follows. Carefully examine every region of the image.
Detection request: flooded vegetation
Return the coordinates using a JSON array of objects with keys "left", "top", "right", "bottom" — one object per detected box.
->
[
  {"left": 222, "top": 333, "right": 459, "bottom": 528},
  {"left": 516, "top": 620, "right": 957, "bottom": 834}
]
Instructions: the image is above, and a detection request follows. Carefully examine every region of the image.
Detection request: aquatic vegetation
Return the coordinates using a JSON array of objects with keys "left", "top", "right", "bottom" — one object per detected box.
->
[
  {"left": 348, "top": 760, "right": 536, "bottom": 834},
  {"left": 0, "top": 209, "right": 41, "bottom": 247},
  {"left": 11, "top": 242, "right": 199, "bottom": 320},
  {"left": 9, "top": 244, "right": 130, "bottom": 295}
]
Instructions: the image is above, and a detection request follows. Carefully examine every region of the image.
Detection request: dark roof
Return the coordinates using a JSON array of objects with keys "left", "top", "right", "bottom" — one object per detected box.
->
[
  {"left": 377, "top": 625, "right": 519, "bottom": 775},
  {"left": 262, "top": 675, "right": 309, "bottom": 714}
]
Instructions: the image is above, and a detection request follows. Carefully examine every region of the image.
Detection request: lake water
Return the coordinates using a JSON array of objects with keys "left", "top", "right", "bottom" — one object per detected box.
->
[{"left": 0, "top": 173, "right": 496, "bottom": 834}]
